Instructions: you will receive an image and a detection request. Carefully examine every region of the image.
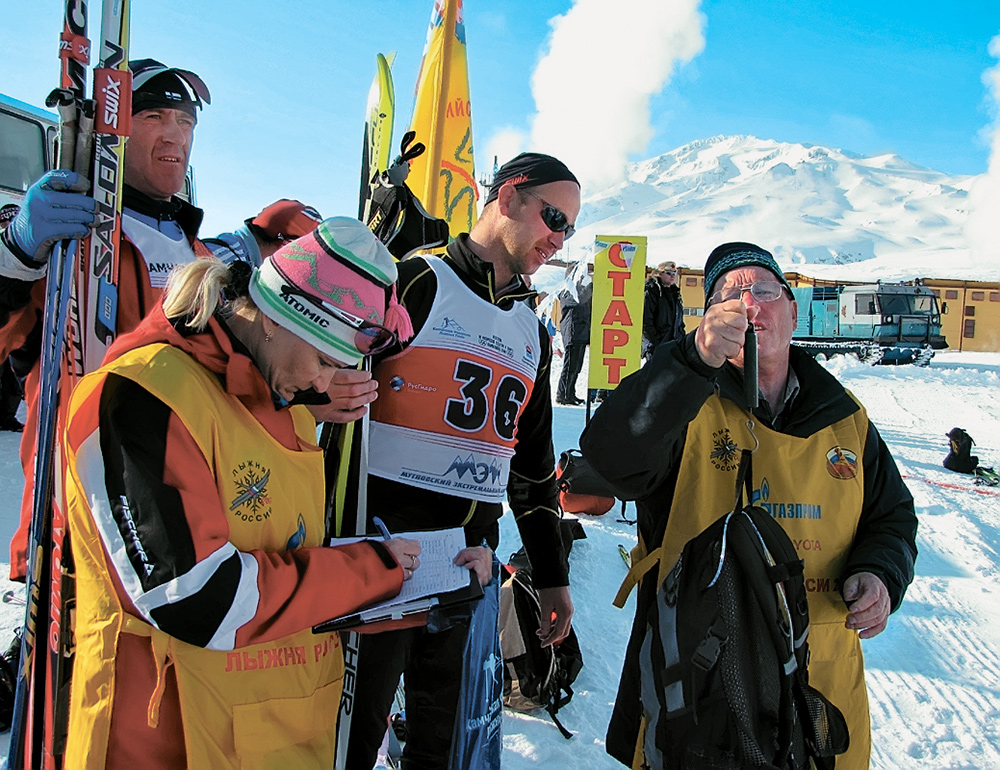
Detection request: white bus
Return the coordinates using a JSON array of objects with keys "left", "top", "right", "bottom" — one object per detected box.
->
[{"left": 0, "top": 93, "right": 58, "bottom": 209}]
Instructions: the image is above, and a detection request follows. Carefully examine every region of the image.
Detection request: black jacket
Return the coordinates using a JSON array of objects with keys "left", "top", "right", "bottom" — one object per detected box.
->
[
  {"left": 641, "top": 278, "right": 684, "bottom": 351},
  {"left": 581, "top": 333, "right": 917, "bottom": 765},
  {"left": 365, "top": 234, "right": 570, "bottom": 589},
  {"left": 557, "top": 282, "right": 592, "bottom": 346}
]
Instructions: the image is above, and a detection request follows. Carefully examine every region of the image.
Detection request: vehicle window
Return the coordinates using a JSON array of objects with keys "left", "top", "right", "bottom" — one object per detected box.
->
[
  {"left": 0, "top": 110, "right": 47, "bottom": 193},
  {"left": 854, "top": 293, "right": 877, "bottom": 315},
  {"left": 878, "top": 293, "right": 912, "bottom": 314}
]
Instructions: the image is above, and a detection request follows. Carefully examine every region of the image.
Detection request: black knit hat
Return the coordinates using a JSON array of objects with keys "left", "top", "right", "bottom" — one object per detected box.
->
[
  {"left": 484, "top": 152, "right": 579, "bottom": 205},
  {"left": 129, "top": 59, "right": 211, "bottom": 118},
  {"left": 703, "top": 242, "right": 793, "bottom": 308}
]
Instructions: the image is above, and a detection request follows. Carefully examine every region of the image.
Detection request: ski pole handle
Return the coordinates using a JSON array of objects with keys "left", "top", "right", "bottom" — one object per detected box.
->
[{"left": 744, "top": 325, "right": 758, "bottom": 410}]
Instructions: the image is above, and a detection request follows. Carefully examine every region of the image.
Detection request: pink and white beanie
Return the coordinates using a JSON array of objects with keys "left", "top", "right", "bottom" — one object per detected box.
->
[{"left": 248, "top": 216, "right": 412, "bottom": 365}]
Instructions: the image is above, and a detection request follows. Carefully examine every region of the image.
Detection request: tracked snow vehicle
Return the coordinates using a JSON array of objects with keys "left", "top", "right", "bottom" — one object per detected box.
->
[{"left": 791, "top": 282, "right": 946, "bottom": 365}]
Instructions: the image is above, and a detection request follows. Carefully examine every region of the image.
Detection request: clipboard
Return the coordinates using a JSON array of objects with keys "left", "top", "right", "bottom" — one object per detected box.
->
[{"left": 313, "top": 569, "right": 483, "bottom": 633}]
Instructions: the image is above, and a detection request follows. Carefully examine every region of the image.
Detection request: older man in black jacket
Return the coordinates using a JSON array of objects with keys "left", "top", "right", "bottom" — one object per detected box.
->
[{"left": 583, "top": 242, "right": 917, "bottom": 770}]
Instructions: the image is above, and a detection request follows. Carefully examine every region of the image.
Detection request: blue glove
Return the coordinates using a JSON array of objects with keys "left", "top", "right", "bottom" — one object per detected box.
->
[{"left": 4, "top": 170, "right": 96, "bottom": 266}]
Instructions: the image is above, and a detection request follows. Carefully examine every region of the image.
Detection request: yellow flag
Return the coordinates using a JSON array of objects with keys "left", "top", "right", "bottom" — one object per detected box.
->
[
  {"left": 407, "top": 0, "right": 478, "bottom": 237},
  {"left": 589, "top": 236, "right": 648, "bottom": 390}
]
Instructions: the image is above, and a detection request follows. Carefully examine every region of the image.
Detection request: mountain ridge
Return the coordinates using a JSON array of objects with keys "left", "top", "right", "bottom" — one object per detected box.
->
[{"left": 564, "top": 134, "right": 992, "bottom": 283}]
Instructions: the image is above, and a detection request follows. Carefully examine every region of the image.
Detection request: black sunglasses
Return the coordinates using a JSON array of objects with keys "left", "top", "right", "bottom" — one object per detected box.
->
[
  {"left": 280, "top": 284, "right": 397, "bottom": 356},
  {"left": 519, "top": 188, "right": 575, "bottom": 240}
]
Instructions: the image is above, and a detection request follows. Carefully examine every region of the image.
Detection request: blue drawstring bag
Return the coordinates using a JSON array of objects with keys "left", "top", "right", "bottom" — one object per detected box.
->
[{"left": 448, "top": 556, "right": 502, "bottom": 770}]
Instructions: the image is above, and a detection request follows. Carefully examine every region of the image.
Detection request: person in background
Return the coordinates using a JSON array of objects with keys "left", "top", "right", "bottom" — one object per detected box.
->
[
  {"left": 582, "top": 242, "right": 917, "bottom": 770},
  {"left": 347, "top": 152, "right": 580, "bottom": 770},
  {"left": 61, "top": 218, "right": 426, "bottom": 769},
  {"left": 555, "top": 267, "right": 592, "bottom": 405},
  {"left": 0, "top": 358, "right": 23, "bottom": 433},
  {"left": 641, "top": 260, "right": 685, "bottom": 360},
  {"left": 204, "top": 198, "right": 323, "bottom": 268},
  {"left": 0, "top": 205, "right": 23, "bottom": 433}
]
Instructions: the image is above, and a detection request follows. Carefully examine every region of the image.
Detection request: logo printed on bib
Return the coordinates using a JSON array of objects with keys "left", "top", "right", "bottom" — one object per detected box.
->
[
  {"left": 826, "top": 446, "right": 859, "bottom": 480},
  {"left": 230, "top": 459, "right": 273, "bottom": 522},
  {"left": 753, "top": 477, "right": 823, "bottom": 520},
  {"left": 710, "top": 427, "right": 740, "bottom": 472},
  {"left": 433, "top": 316, "right": 471, "bottom": 339}
]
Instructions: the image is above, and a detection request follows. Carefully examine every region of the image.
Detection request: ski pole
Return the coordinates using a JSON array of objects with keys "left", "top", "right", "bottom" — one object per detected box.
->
[{"left": 2, "top": 591, "right": 26, "bottom": 607}]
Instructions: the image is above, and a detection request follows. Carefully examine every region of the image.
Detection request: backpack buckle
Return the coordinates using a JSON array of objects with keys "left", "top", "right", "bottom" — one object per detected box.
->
[{"left": 692, "top": 621, "right": 727, "bottom": 672}]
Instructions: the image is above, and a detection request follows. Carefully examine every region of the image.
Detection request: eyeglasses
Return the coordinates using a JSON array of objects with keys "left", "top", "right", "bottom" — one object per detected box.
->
[
  {"left": 708, "top": 280, "right": 788, "bottom": 307},
  {"left": 280, "top": 284, "right": 398, "bottom": 355},
  {"left": 662, "top": 270, "right": 677, "bottom": 276},
  {"left": 519, "top": 188, "right": 576, "bottom": 240}
]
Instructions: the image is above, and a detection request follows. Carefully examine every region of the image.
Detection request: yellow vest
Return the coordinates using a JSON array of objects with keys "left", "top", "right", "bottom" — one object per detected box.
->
[
  {"left": 63, "top": 344, "right": 341, "bottom": 769},
  {"left": 620, "top": 393, "right": 872, "bottom": 770}
]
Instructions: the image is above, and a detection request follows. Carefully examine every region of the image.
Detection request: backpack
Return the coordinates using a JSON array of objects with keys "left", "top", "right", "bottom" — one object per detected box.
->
[
  {"left": 498, "top": 562, "right": 583, "bottom": 739},
  {"left": 638, "top": 450, "right": 849, "bottom": 769},
  {"left": 365, "top": 131, "right": 450, "bottom": 260},
  {"left": 944, "top": 427, "right": 979, "bottom": 474},
  {"left": 557, "top": 449, "right": 617, "bottom": 516}
]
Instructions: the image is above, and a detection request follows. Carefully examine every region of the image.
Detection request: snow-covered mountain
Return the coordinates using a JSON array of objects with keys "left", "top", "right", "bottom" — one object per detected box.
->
[{"left": 562, "top": 135, "right": 995, "bottom": 283}]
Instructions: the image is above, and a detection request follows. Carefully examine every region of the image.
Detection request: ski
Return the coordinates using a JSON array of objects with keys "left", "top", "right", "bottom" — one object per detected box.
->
[
  {"left": 7, "top": 2, "right": 130, "bottom": 767},
  {"left": 332, "top": 54, "right": 399, "bottom": 769},
  {"left": 80, "top": 0, "right": 130, "bottom": 373},
  {"left": 358, "top": 52, "right": 395, "bottom": 225},
  {"left": 6, "top": 0, "right": 92, "bottom": 764}
]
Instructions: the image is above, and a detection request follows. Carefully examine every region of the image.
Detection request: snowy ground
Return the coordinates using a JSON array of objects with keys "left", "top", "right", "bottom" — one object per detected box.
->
[{"left": 1, "top": 349, "right": 999, "bottom": 768}]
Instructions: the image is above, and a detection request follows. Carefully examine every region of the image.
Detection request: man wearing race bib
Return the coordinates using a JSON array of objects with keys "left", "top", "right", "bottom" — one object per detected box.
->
[{"left": 347, "top": 153, "right": 581, "bottom": 770}]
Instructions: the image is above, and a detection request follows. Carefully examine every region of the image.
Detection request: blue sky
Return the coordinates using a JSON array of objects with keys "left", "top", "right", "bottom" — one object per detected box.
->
[{"left": 3, "top": 0, "right": 998, "bottom": 237}]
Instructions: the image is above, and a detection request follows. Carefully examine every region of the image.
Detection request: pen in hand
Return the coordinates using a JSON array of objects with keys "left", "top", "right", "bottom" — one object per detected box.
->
[
  {"left": 373, "top": 516, "right": 392, "bottom": 541},
  {"left": 372, "top": 517, "right": 421, "bottom": 580}
]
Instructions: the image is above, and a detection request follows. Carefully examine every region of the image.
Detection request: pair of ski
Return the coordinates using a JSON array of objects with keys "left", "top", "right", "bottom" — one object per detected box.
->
[
  {"left": 325, "top": 47, "right": 400, "bottom": 770},
  {"left": 7, "top": 1, "right": 130, "bottom": 767}
]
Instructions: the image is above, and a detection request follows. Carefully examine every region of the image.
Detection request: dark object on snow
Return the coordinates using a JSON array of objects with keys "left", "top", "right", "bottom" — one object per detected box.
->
[
  {"left": 974, "top": 467, "right": 1000, "bottom": 487},
  {"left": 944, "top": 427, "right": 978, "bottom": 474},
  {"left": 637, "top": 450, "right": 849, "bottom": 769},
  {"left": 557, "top": 449, "right": 617, "bottom": 516}
]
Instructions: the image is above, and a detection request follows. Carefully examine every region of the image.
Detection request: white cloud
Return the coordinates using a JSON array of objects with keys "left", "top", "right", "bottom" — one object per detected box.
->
[
  {"left": 480, "top": 127, "right": 530, "bottom": 180},
  {"left": 966, "top": 34, "right": 1000, "bottom": 262},
  {"left": 528, "top": 0, "right": 705, "bottom": 194}
]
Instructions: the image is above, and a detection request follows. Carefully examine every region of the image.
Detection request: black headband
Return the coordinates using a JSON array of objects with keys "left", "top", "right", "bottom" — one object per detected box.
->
[{"left": 484, "top": 152, "right": 579, "bottom": 205}]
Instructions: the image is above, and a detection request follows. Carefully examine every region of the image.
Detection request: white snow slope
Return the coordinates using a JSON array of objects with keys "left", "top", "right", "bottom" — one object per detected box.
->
[
  {"left": 1, "top": 350, "right": 999, "bottom": 768},
  {"left": 560, "top": 135, "right": 1000, "bottom": 285}
]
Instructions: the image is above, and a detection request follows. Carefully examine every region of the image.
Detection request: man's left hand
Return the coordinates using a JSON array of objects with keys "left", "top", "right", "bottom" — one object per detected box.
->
[
  {"left": 308, "top": 368, "right": 379, "bottom": 423},
  {"left": 843, "top": 572, "right": 890, "bottom": 639},
  {"left": 536, "top": 586, "right": 574, "bottom": 648},
  {"left": 454, "top": 546, "right": 493, "bottom": 587}
]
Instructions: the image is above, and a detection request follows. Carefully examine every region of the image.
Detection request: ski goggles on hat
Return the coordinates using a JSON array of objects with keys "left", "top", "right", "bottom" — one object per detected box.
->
[
  {"left": 280, "top": 285, "right": 398, "bottom": 356},
  {"left": 519, "top": 188, "right": 576, "bottom": 240},
  {"left": 707, "top": 280, "right": 789, "bottom": 307},
  {"left": 129, "top": 59, "right": 212, "bottom": 109}
]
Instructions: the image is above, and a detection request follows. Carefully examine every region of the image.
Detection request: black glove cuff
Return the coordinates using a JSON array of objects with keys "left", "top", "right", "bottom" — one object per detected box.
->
[{"left": 0, "top": 227, "right": 47, "bottom": 270}]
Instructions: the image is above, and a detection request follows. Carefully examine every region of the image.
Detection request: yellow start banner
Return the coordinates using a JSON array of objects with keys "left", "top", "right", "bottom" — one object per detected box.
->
[{"left": 588, "top": 236, "right": 647, "bottom": 390}]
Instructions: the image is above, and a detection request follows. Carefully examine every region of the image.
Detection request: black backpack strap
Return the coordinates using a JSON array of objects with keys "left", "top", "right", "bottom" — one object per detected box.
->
[
  {"left": 547, "top": 698, "right": 574, "bottom": 739},
  {"left": 733, "top": 448, "right": 754, "bottom": 514}
]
